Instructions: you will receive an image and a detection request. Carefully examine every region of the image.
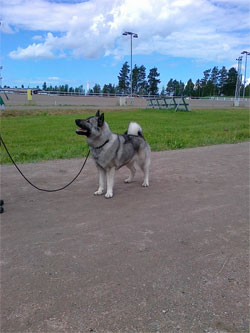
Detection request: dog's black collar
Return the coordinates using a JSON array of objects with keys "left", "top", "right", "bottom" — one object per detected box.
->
[{"left": 93, "top": 139, "right": 109, "bottom": 150}]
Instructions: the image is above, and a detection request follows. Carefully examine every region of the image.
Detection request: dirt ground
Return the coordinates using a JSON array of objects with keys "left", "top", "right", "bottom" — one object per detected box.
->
[
  {"left": 0, "top": 142, "right": 249, "bottom": 332},
  {"left": 2, "top": 92, "right": 250, "bottom": 111}
]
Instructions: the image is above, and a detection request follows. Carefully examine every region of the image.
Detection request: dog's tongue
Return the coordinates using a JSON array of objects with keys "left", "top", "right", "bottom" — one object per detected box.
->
[
  {"left": 76, "top": 128, "right": 88, "bottom": 135},
  {"left": 76, "top": 129, "right": 87, "bottom": 133}
]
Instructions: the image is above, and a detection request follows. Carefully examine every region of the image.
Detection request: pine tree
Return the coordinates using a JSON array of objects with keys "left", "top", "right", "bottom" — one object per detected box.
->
[
  {"left": 132, "top": 64, "right": 140, "bottom": 95},
  {"left": 103, "top": 83, "right": 116, "bottom": 95},
  {"left": 201, "top": 69, "right": 211, "bottom": 96},
  {"left": 173, "top": 80, "right": 180, "bottom": 96},
  {"left": 179, "top": 80, "right": 185, "bottom": 96},
  {"left": 137, "top": 65, "right": 148, "bottom": 95},
  {"left": 166, "top": 79, "right": 174, "bottom": 95},
  {"left": 93, "top": 84, "right": 101, "bottom": 94},
  {"left": 245, "top": 84, "right": 250, "bottom": 97},
  {"left": 184, "top": 79, "right": 194, "bottom": 96},
  {"left": 148, "top": 67, "right": 161, "bottom": 95},
  {"left": 118, "top": 62, "right": 130, "bottom": 94},
  {"left": 224, "top": 67, "right": 238, "bottom": 96},
  {"left": 218, "top": 66, "right": 228, "bottom": 95},
  {"left": 210, "top": 66, "right": 219, "bottom": 96}
]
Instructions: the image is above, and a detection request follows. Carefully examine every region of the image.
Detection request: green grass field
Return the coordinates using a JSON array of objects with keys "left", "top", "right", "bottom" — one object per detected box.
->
[{"left": 0, "top": 108, "right": 249, "bottom": 164}]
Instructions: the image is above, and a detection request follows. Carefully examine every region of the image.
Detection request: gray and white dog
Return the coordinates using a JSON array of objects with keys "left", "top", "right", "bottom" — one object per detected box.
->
[{"left": 75, "top": 111, "right": 150, "bottom": 198}]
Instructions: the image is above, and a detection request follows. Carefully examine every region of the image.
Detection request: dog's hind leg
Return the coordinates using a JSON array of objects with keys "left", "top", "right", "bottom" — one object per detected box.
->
[
  {"left": 105, "top": 167, "right": 116, "bottom": 198},
  {"left": 142, "top": 163, "right": 150, "bottom": 187},
  {"left": 94, "top": 167, "right": 106, "bottom": 195},
  {"left": 138, "top": 154, "right": 150, "bottom": 187},
  {"left": 124, "top": 161, "right": 136, "bottom": 183}
]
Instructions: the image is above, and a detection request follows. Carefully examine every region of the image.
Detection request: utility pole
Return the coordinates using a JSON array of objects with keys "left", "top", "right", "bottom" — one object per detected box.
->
[
  {"left": 234, "top": 56, "right": 243, "bottom": 106},
  {"left": 241, "top": 51, "right": 250, "bottom": 99},
  {"left": 122, "top": 31, "right": 138, "bottom": 104},
  {"left": 0, "top": 66, "right": 2, "bottom": 88}
]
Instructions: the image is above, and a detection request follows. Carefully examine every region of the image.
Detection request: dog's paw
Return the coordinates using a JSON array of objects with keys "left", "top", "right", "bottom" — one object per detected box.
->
[
  {"left": 142, "top": 181, "right": 149, "bottom": 187},
  {"left": 105, "top": 191, "right": 113, "bottom": 199},
  {"left": 94, "top": 189, "right": 104, "bottom": 196}
]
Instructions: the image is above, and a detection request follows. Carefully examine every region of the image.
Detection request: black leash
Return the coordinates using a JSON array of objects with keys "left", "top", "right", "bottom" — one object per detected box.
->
[{"left": 0, "top": 134, "right": 90, "bottom": 192}]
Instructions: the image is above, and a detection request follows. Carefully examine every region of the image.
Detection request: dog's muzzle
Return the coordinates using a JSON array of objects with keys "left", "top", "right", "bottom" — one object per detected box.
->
[{"left": 75, "top": 119, "right": 90, "bottom": 136}]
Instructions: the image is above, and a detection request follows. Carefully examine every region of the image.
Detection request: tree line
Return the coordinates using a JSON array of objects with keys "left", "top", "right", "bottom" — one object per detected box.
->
[
  {"left": 38, "top": 62, "right": 249, "bottom": 97},
  {"left": 170, "top": 66, "right": 250, "bottom": 97}
]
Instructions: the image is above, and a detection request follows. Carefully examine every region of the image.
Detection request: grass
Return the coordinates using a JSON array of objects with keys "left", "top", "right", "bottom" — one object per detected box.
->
[{"left": 0, "top": 108, "right": 249, "bottom": 164}]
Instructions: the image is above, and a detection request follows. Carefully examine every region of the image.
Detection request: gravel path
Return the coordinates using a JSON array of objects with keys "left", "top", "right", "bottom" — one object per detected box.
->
[{"left": 1, "top": 142, "right": 249, "bottom": 332}]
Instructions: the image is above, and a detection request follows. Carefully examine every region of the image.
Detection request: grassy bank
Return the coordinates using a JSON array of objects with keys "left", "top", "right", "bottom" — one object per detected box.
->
[{"left": 0, "top": 108, "right": 249, "bottom": 164}]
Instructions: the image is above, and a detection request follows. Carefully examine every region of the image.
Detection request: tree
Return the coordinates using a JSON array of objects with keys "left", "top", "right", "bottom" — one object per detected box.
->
[
  {"left": 148, "top": 67, "right": 161, "bottom": 95},
  {"left": 201, "top": 69, "right": 211, "bottom": 96},
  {"left": 224, "top": 67, "right": 238, "bottom": 96},
  {"left": 166, "top": 79, "right": 174, "bottom": 95},
  {"left": 172, "top": 80, "right": 180, "bottom": 96},
  {"left": 132, "top": 65, "right": 148, "bottom": 95},
  {"left": 179, "top": 80, "right": 185, "bottom": 96},
  {"left": 218, "top": 66, "right": 228, "bottom": 95},
  {"left": 184, "top": 79, "right": 194, "bottom": 96},
  {"left": 42, "top": 82, "right": 47, "bottom": 90},
  {"left": 245, "top": 84, "right": 250, "bottom": 97},
  {"left": 103, "top": 83, "right": 116, "bottom": 95},
  {"left": 118, "top": 61, "right": 130, "bottom": 94},
  {"left": 193, "top": 79, "right": 201, "bottom": 97},
  {"left": 166, "top": 79, "right": 183, "bottom": 96},
  {"left": 210, "top": 66, "right": 219, "bottom": 96},
  {"left": 132, "top": 64, "right": 140, "bottom": 94},
  {"left": 93, "top": 84, "right": 101, "bottom": 94},
  {"left": 75, "top": 85, "right": 84, "bottom": 95},
  {"left": 137, "top": 65, "right": 148, "bottom": 95},
  {"left": 59, "top": 85, "right": 65, "bottom": 92}
]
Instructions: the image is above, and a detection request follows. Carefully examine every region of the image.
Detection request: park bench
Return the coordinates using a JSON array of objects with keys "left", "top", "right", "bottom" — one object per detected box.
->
[{"left": 146, "top": 96, "right": 190, "bottom": 111}]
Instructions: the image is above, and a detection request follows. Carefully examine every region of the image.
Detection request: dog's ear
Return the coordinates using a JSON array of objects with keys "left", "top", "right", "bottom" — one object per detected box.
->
[
  {"left": 98, "top": 113, "right": 104, "bottom": 127},
  {"left": 96, "top": 110, "right": 100, "bottom": 117}
]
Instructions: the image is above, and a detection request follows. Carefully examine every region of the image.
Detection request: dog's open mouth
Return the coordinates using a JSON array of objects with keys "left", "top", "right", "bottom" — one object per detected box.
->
[
  {"left": 75, "top": 119, "right": 90, "bottom": 136},
  {"left": 76, "top": 128, "right": 88, "bottom": 135}
]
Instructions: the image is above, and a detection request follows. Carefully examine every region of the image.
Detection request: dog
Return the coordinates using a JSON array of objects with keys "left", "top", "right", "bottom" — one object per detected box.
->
[{"left": 75, "top": 110, "right": 150, "bottom": 198}]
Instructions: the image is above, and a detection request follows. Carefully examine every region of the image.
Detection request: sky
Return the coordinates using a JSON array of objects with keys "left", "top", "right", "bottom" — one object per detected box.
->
[{"left": 1, "top": 0, "right": 250, "bottom": 90}]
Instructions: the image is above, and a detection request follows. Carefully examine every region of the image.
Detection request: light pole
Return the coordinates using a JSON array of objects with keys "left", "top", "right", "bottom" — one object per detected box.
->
[
  {"left": 241, "top": 51, "right": 250, "bottom": 99},
  {"left": 234, "top": 56, "right": 243, "bottom": 105},
  {"left": 0, "top": 66, "right": 2, "bottom": 88},
  {"left": 122, "top": 31, "right": 138, "bottom": 104}
]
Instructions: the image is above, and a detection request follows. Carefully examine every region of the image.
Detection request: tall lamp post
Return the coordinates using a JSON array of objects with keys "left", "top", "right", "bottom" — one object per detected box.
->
[
  {"left": 241, "top": 51, "right": 250, "bottom": 99},
  {"left": 234, "top": 56, "right": 243, "bottom": 105},
  {"left": 122, "top": 31, "right": 138, "bottom": 104},
  {"left": 0, "top": 66, "right": 3, "bottom": 88}
]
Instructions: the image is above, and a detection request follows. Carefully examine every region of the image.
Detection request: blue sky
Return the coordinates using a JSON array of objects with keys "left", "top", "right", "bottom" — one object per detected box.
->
[{"left": 1, "top": 0, "right": 249, "bottom": 90}]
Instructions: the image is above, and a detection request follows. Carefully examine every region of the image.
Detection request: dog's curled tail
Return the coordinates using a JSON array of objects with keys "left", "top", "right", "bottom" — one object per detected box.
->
[{"left": 127, "top": 122, "right": 144, "bottom": 138}]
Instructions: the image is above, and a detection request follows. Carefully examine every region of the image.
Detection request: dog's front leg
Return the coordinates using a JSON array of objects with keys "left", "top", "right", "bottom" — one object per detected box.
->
[
  {"left": 105, "top": 167, "right": 116, "bottom": 198},
  {"left": 94, "top": 167, "right": 106, "bottom": 195}
]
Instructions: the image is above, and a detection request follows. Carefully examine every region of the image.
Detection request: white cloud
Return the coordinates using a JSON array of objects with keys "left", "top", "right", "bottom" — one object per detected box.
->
[
  {"left": 2, "top": 0, "right": 250, "bottom": 61},
  {"left": 9, "top": 44, "right": 54, "bottom": 59},
  {"left": 48, "top": 76, "right": 60, "bottom": 80},
  {"left": 32, "top": 35, "right": 44, "bottom": 41}
]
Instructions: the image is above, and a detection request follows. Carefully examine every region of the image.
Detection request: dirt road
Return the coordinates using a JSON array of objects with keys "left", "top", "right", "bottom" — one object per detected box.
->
[{"left": 1, "top": 142, "right": 249, "bottom": 332}]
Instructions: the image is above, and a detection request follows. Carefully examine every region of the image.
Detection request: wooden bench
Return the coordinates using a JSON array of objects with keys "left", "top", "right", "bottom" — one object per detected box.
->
[{"left": 146, "top": 96, "right": 190, "bottom": 111}]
